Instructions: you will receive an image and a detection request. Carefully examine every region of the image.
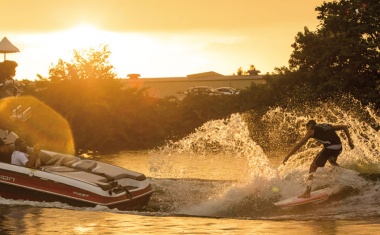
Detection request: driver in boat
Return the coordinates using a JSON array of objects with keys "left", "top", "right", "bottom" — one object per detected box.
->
[
  {"left": 282, "top": 120, "right": 355, "bottom": 198},
  {"left": 11, "top": 138, "right": 41, "bottom": 168}
]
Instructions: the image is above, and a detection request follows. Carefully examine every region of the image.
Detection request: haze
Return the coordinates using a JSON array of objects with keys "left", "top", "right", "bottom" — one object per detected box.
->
[{"left": 0, "top": 0, "right": 327, "bottom": 79}]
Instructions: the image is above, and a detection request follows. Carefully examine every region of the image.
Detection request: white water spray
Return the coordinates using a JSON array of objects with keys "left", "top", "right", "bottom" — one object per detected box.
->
[{"left": 149, "top": 97, "right": 380, "bottom": 218}]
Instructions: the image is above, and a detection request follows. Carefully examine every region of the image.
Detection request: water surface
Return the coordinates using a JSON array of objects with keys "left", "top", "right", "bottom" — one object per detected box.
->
[{"left": 1, "top": 102, "right": 380, "bottom": 234}]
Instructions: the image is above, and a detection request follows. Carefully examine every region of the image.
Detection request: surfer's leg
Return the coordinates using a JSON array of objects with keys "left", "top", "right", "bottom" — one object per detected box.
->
[
  {"left": 299, "top": 149, "right": 328, "bottom": 198},
  {"left": 328, "top": 148, "right": 342, "bottom": 174},
  {"left": 328, "top": 147, "right": 342, "bottom": 167},
  {"left": 307, "top": 162, "right": 318, "bottom": 183},
  {"left": 309, "top": 162, "right": 318, "bottom": 174},
  {"left": 298, "top": 186, "right": 312, "bottom": 198},
  {"left": 298, "top": 163, "right": 318, "bottom": 198},
  {"left": 328, "top": 157, "right": 339, "bottom": 167}
]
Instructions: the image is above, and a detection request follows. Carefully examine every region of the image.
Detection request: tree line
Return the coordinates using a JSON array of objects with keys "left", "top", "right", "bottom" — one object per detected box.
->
[{"left": 23, "top": 0, "right": 378, "bottom": 153}]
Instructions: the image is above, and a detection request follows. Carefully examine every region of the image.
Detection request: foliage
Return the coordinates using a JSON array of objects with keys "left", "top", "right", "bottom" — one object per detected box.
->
[
  {"left": 31, "top": 44, "right": 240, "bottom": 151},
  {"left": 47, "top": 45, "right": 116, "bottom": 81},
  {"left": 236, "top": 64, "right": 260, "bottom": 76},
  {"left": 269, "top": 0, "right": 380, "bottom": 107}
]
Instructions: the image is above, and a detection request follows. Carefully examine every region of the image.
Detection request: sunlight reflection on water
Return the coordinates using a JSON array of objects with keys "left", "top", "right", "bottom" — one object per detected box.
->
[
  {"left": 96, "top": 150, "right": 251, "bottom": 181},
  {"left": 1, "top": 206, "right": 380, "bottom": 235}
]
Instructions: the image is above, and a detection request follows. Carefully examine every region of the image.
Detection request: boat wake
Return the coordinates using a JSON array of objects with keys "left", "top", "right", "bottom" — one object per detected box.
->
[
  {"left": 147, "top": 168, "right": 377, "bottom": 220},
  {"left": 145, "top": 98, "right": 380, "bottom": 220}
]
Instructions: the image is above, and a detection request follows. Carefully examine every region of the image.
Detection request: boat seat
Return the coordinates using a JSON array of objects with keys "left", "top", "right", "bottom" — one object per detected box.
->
[
  {"left": 44, "top": 154, "right": 62, "bottom": 165},
  {"left": 61, "top": 157, "right": 80, "bottom": 167},
  {"left": 44, "top": 166, "right": 79, "bottom": 173},
  {"left": 71, "top": 160, "right": 97, "bottom": 172},
  {"left": 39, "top": 151, "right": 52, "bottom": 165},
  {"left": 44, "top": 154, "right": 80, "bottom": 167},
  {"left": 92, "top": 166, "right": 146, "bottom": 181},
  {"left": 43, "top": 166, "right": 115, "bottom": 191}
]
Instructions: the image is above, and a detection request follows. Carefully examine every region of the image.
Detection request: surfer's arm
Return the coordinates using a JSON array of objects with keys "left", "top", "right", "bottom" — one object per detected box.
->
[
  {"left": 332, "top": 125, "right": 354, "bottom": 149},
  {"left": 283, "top": 130, "right": 313, "bottom": 165}
]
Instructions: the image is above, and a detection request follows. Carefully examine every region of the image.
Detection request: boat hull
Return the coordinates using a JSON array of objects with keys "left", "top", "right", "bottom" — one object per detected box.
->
[
  {"left": 0, "top": 181, "right": 153, "bottom": 210},
  {"left": 0, "top": 129, "right": 154, "bottom": 211},
  {"left": 0, "top": 163, "right": 154, "bottom": 211}
]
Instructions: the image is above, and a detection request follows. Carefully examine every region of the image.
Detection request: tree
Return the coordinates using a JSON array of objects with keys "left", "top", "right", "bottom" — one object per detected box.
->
[
  {"left": 247, "top": 64, "right": 260, "bottom": 75},
  {"left": 236, "top": 65, "right": 260, "bottom": 76},
  {"left": 289, "top": 0, "right": 379, "bottom": 91},
  {"left": 237, "top": 66, "right": 243, "bottom": 76},
  {"left": 48, "top": 45, "right": 116, "bottom": 81}
]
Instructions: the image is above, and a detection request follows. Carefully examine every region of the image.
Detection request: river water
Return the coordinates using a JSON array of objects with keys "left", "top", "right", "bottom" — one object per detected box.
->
[{"left": 1, "top": 100, "right": 380, "bottom": 234}]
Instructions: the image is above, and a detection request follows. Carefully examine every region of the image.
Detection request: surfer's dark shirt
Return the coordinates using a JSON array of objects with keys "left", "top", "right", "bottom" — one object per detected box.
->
[{"left": 312, "top": 124, "right": 341, "bottom": 147}]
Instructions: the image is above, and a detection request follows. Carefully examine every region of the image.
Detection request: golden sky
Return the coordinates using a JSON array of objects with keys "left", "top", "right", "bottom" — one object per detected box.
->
[{"left": 1, "top": 0, "right": 327, "bottom": 79}]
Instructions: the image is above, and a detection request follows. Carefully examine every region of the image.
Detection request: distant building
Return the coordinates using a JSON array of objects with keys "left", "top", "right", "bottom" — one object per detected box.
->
[
  {"left": 127, "top": 74, "right": 141, "bottom": 80},
  {"left": 122, "top": 71, "right": 265, "bottom": 98}
]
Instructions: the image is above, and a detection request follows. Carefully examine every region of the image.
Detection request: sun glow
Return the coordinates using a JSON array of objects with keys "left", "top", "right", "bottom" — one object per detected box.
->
[
  {"left": 11, "top": 24, "right": 263, "bottom": 80},
  {"left": 12, "top": 25, "right": 223, "bottom": 79},
  {"left": 0, "top": 96, "right": 74, "bottom": 154},
  {"left": 61, "top": 24, "right": 107, "bottom": 48},
  {"left": 12, "top": 24, "right": 119, "bottom": 79}
]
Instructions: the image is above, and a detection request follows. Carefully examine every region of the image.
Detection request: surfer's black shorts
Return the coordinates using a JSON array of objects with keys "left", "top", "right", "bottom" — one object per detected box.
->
[{"left": 313, "top": 145, "right": 342, "bottom": 167}]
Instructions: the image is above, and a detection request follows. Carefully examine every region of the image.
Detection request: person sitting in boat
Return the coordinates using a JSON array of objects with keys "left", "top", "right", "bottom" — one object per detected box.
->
[
  {"left": 0, "top": 139, "right": 12, "bottom": 164},
  {"left": 11, "top": 138, "right": 41, "bottom": 168}
]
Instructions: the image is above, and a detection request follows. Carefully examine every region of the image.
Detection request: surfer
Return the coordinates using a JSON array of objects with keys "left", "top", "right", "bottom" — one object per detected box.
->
[{"left": 282, "top": 120, "right": 354, "bottom": 198}]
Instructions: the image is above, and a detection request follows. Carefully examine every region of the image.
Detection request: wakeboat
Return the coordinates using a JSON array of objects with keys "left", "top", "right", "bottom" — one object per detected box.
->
[{"left": 0, "top": 129, "right": 154, "bottom": 211}]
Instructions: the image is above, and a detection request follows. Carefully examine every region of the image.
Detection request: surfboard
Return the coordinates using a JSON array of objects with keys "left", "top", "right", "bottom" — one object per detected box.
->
[{"left": 274, "top": 187, "right": 334, "bottom": 207}]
